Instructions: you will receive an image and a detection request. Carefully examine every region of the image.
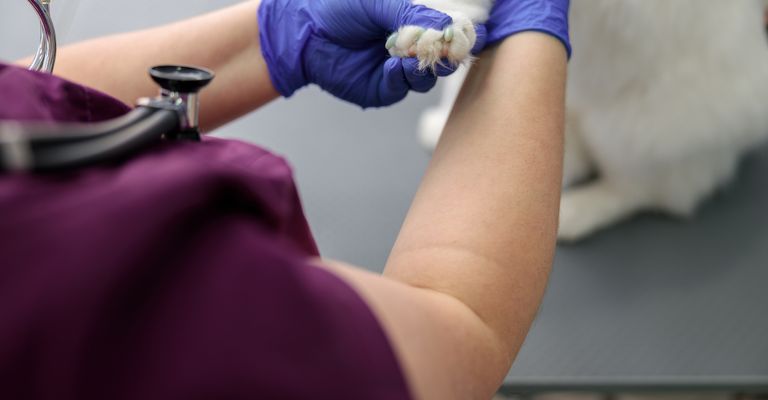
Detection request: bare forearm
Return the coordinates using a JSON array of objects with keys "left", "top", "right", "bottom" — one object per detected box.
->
[
  {"left": 25, "top": 1, "right": 277, "bottom": 131},
  {"left": 385, "top": 33, "right": 567, "bottom": 358}
]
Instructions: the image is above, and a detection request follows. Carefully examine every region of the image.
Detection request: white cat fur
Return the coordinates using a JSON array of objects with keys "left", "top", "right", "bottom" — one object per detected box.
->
[
  {"left": 415, "top": 0, "right": 768, "bottom": 241},
  {"left": 387, "top": 0, "right": 492, "bottom": 69}
]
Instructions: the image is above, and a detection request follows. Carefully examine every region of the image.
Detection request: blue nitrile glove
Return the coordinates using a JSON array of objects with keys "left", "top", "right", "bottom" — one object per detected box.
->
[
  {"left": 486, "top": 0, "right": 571, "bottom": 57},
  {"left": 258, "top": 0, "right": 480, "bottom": 108}
]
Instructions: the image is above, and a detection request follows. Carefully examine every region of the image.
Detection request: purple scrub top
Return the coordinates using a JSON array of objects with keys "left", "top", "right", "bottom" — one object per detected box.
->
[{"left": 0, "top": 63, "right": 412, "bottom": 399}]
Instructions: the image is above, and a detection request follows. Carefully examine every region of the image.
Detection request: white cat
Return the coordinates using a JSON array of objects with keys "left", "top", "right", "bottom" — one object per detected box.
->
[{"left": 399, "top": 0, "right": 768, "bottom": 242}]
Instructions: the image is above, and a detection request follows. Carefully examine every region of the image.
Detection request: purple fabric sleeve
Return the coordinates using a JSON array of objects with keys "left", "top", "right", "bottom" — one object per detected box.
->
[
  {"left": 0, "top": 64, "right": 130, "bottom": 122},
  {"left": 0, "top": 63, "right": 412, "bottom": 399}
]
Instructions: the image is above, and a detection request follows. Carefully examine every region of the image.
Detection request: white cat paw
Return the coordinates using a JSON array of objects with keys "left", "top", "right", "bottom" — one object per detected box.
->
[
  {"left": 386, "top": 13, "right": 476, "bottom": 71},
  {"left": 557, "top": 182, "right": 643, "bottom": 242},
  {"left": 558, "top": 191, "right": 606, "bottom": 242}
]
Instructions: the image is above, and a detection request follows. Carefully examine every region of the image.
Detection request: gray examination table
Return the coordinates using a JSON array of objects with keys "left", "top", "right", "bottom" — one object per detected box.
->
[{"left": 503, "top": 143, "right": 768, "bottom": 394}]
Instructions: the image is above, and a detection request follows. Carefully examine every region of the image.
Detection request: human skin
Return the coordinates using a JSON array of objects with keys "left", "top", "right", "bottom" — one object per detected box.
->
[
  {"left": 325, "top": 33, "right": 567, "bottom": 399},
  {"left": 22, "top": 2, "right": 567, "bottom": 398},
  {"left": 21, "top": 1, "right": 277, "bottom": 132}
]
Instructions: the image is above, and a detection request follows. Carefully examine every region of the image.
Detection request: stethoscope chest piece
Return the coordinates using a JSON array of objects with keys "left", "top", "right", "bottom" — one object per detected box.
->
[{"left": 141, "top": 65, "right": 216, "bottom": 141}]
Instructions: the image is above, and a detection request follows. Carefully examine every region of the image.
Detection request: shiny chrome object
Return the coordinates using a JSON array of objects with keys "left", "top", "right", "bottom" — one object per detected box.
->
[
  {"left": 27, "top": 0, "right": 57, "bottom": 73},
  {"left": 139, "top": 65, "right": 215, "bottom": 140}
]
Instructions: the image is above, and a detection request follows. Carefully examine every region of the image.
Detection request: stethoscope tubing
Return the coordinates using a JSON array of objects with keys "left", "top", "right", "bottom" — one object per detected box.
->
[
  {"left": 11, "top": 108, "right": 157, "bottom": 146},
  {"left": 0, "top": 107, "right": 179, "bottom": 172}
]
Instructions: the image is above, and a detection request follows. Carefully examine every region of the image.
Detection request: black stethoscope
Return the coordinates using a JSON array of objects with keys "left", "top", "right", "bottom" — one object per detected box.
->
[
  {"left": 0, "top": 65, "right": 216, "bottom": 173},
  {"left": 0, "top": 1, "right": 215, "bottom": 173}
]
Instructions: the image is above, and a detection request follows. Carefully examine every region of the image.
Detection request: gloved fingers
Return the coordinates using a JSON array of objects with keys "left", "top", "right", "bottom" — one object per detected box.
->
[
  {"left": 402, "top": 4, "right": 453, "bottom": 30},
  {"left": 433, "top": 62, "right": 458, "bottom": 77},
  {"left": 402, "top": 58, "right": 438, "bottom": 92},
  {"left": 378, "top": 0, "right": 452, "bottom": 31},
  {"left": 377, "top": 57, "right": 411, "bottom": 106},
  {"left": 471, "top": 24, "right": 488, "bottom": 55}
]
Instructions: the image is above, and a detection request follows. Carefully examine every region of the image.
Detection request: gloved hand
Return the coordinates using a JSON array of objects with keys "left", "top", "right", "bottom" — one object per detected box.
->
[
  {"left": 258, "top": 0, "right": 469, "bottom": 108},
  {"left": 486, "top": 0, "right": 571, "bottom": 57}
]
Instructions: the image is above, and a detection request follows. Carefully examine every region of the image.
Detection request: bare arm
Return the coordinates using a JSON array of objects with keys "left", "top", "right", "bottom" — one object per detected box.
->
[
  {"left": 323, "top": 32, "right": 567, "bottom": 400},
  {"left": 386, "top": 31, "right": 566, "bottom": 359},
  {"left": 22, "top": 1, "right": 275, "bottom": 132}
]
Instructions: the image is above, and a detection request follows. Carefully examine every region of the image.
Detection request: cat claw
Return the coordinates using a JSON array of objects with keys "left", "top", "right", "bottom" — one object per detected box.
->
[
  {"left": 443, "top": 27, "right": 454, "bottom": 42},
  {"left": 385, "top": 33, "right": 398, "bottom": 50}
]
